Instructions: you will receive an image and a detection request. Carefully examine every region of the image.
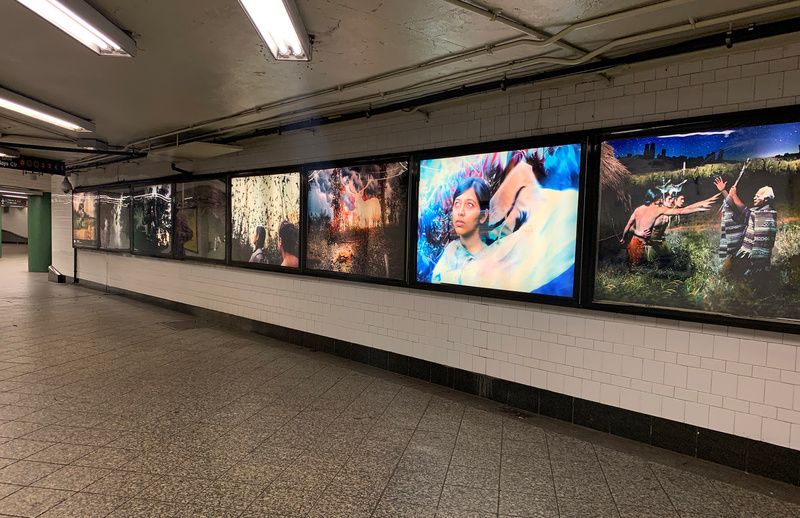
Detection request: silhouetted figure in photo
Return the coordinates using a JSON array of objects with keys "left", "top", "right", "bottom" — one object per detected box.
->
[
  {"left": 725, "top": 183, "right": 778, "bottom": 279},
  {"left": 278, "top": 221, "right": 299, "bottom": 268},
  {"left": 714, "top": 176, "right": 748, "bottom": 272},
  {"left": 619, "top": 189, "right": 718, "bottom": 266},
  {"left": 249, "top": 226, "right": 267, "bottom": 263}
]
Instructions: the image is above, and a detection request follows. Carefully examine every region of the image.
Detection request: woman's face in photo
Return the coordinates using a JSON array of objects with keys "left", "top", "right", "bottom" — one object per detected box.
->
[{"left": 452, "top": 187, "right": 485, "bottom": 238}]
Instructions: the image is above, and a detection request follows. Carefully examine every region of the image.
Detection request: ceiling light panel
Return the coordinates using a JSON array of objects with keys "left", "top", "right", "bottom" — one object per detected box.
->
[
  {"left": 0, "top": 86, "right": 95, "bottom": 132},
  {"left": 15, "top": 0, "right": 136, "bottom": 57},
  {"left": 239, "top": 0, "right": 311, "bottom": 61}
]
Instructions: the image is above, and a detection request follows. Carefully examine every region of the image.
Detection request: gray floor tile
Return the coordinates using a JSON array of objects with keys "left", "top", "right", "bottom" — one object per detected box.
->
[
  {"left": 500, "top": 466, "right": 554, "bottom": 494},
  {"left": 0, "top": 438, "right": 54, "bottom": 460},
  {"left": 38, "top": 492, "right": 126, "bottom": 518},
  {"left": 82, "top": 471, "right": 158, "bottom": 498},
  {"left": 711, "top": 479, "right": 797, "bottom": 518},
  {"left": 132, "top": 475, "right": 207, "bottom": 504},
  {"left": 0, "top": 255, "right": 797, "bottom": 518},
  {"left": 194, "top": 479, "right": 262, "bottom": 510},
  {"left": 617, "top": 508, "right": 680, "bottom": 518},
  {"left": 248, "top": 485, "right": 320, "bottom": 515},
  {"left": 221, "top": 460, "right": 285, "bottom": 487},
  {"left": 498, "top": 490, "right": 558, "bottom": 517},
  {"left": 436, "top": 512, "right": 499, "bottom": 518},
  {"left": 173, "top": 503, "right": 242, "bottom": 517},
  {"left": 0, "top": 460, "right": 61, "bottom": 485},
  {"left": 72, "top": 447, "right": 138, "bottom": 469},
  {"left": 438, "top": 484, "right": 499, "bottom": 513},
  {"left": 307, "top": 493, "right": 377, "bottom": 518},
  {"left": 27, "top": 443, "right": 96, "bottom": 465},
  {"left": 0, "top": 483, "right": 22, "bottom": 500},
  {"left": 32, "top": 465, "right": 112, "bottom": 491},
  {"left": 0, "top": 406, "right": 37, "bottom": 421},
  {"left": 451, "top": 447, "right": 502, "bottom": 470},
  {"left": 446, "top": 464, "right": 500, "bottom": 490},
  {"left": 557, "top": 498, "right": 621, "bottom": 518},
  {"left": 373, "top": 500, "right": 438, "bottom": 517},
  {"left": 105, "top": 498, "right": 179, "bottom": 517},
  {"left": 0, "top": 486, "right": 73, "bottom": 517}
]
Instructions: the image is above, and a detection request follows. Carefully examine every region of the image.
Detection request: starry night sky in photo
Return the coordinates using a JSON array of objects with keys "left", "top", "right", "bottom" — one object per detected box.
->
[{"left": 609, "top": 122, "right": 800, "bottom": 161}]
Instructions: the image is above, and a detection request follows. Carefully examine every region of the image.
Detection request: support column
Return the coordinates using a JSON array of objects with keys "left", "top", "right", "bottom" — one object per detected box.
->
[
  {"left": 27, "top": 193, "right": 52, "bottom": 272},
  {"left": 0, "top": 207, "right": 3, "bottom": 258}
]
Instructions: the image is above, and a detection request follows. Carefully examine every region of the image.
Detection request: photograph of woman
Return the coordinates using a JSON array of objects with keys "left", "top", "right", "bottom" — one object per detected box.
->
[
  {"left": 431, "top": 177, "right": 490, "bottom": 284},
  {"left": 417, "top": 145, "right": 582, "bottom": 297}
]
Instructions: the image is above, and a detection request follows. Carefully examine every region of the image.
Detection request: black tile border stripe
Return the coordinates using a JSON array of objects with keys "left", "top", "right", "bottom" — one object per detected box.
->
[{"left": 66, "top": 277, "right": 800, "bottom": 486}]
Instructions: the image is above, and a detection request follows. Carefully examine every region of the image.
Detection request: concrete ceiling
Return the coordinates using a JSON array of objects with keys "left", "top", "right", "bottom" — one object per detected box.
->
[{"left": 0, "top": 0, "right": 797, "bottom": 167}]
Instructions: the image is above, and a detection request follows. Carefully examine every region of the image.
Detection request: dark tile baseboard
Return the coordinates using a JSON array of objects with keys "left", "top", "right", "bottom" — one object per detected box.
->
[{"left": 68, "top": 277, "right": 800, "bottom": 486}]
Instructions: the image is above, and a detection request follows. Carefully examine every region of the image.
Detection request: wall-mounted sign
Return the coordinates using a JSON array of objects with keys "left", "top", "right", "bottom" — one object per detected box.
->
[
  {"left": 0, "top": 156, "right": 66, "bottom": 174},
  {"left": 0, "top": 197, "right": 27, "bottom": 208}
]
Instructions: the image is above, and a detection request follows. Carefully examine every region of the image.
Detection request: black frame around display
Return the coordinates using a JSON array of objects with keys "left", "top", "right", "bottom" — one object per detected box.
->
[
  {"left": 72, "top": 104, "right": 800, "bottom": 335},
  {"left": 71, "top": 191, "right": 99, "bottom": 249},
  {"left": 410, "top": 132, "right": 589, "bottom": 307},
  {"left": 583, "top": 106, "right": 800, "bottom": 334},
  {"left": 96, "top": 186, "right": 132, "bottom": 252},
  {"left": 174, "top": 177, "right": 228, "bottom": 264},
  {"left": 229, "top": 167, "right": 304, "bottom": 274},
  {"left": 302, "top": 154, "right": 412, "bottom": 287},
  {"left": 130, "top": 182, "right": 175, "bottom": 258}
]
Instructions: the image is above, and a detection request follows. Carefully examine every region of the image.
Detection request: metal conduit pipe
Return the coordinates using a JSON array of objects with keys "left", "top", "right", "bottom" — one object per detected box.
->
[
  {"left": 498, "top": 0, "right": 800, "bottom": 66},
  {"left": 123, "top": 0, "right": 714, "bottom": 150},
  {"left": 121, "top": 0, "right": 800, "bottom": 150},
  {"left": 67, "top": 59, "right": 540, "bottom": 168},
  {"left": 152, "top": 57, "right": 556, "bottom": 144},
  {"left": 123, "top": 36, "right": 524, "bottom": 148},
  {"left": 0, "top": 142, "right": 138, "bottom": 156},
  {"left": 205, "top": 14, "right": 800, "bottom": 145},
  {"left": 473, "top": 0, "right": 699, "bottom": 50},
  {"left": 69, "top": 16, "right": 800, "bottom": 172},
  {"left": 442, "top": 0, "right": 589, "bottom": 56}
]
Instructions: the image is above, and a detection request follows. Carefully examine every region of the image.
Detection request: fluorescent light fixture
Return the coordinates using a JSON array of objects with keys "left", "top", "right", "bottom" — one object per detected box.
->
[
  {"left": 15, "top": 0, "right": 136, "bottom": 57},
  {"left": 0, "top": 190, "right": 31, "bottom": 196},
  {"left": 0, "top": 146, "right": 20, "bottom": 158},
  {"left": 0, "top": 86, "right": 95, "bottom": 132},
  {"left": 239, "top": 0, "right": 311, "bottom": 61},
  {"left": 1, "top": 194, "right": 28, "bottom": 199}
]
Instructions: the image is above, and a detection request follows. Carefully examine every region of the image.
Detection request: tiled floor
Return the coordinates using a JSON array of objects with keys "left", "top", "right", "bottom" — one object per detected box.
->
[{"left": 0, "top": 244, "right": 798, "bottom": 517}]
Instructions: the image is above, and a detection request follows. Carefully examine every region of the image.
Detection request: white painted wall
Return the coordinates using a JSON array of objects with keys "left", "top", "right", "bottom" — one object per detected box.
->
[
  {"left": 0, "top": 169, "right": 50, "bottom": 191},
  {"left": 1, "top": 207, "right": 27, "bottom": 238},
  {"left": 67, "top": 36, "right": 800, "bottom": 450}
]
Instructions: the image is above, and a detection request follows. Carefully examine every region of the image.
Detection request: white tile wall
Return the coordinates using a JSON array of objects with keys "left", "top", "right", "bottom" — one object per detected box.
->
[
  {"left": 50, "top": 176, "right": 73, "bottom": 277},
  {"left": 66, "top": 38, "right": 800, "bottom": 449}
]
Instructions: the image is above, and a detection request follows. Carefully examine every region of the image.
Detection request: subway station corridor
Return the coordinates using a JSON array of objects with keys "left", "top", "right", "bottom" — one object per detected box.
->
[
  {"left": 5, "top": 0, "right": 800, "bottom": 516},
  {"left": 0, "top": 257, "right": 797, "bottom": 517}
]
